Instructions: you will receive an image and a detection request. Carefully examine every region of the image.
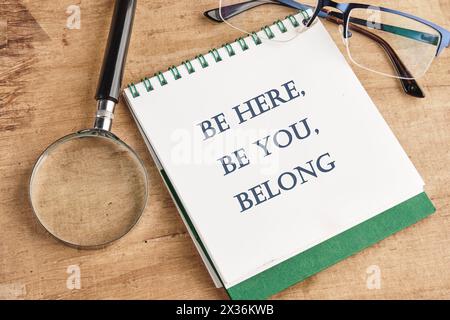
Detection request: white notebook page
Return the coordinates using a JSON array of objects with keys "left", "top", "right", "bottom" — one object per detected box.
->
[{"left": 124, "top": 20, "right": 424, "bottom": 288}]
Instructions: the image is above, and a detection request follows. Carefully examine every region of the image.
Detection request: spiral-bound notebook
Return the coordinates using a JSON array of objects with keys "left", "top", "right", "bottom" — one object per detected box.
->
[{"left": 123, "top": 12, "right": 435, "bottom": 299}]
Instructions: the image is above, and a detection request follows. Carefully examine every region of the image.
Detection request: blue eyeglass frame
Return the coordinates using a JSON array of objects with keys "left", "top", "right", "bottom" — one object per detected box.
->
[
  {"left": 280, "top": 0, "right": 450, "bottom": 56},
  {"left": 206, "top": 0, "right": 449, "bottom": 98}
]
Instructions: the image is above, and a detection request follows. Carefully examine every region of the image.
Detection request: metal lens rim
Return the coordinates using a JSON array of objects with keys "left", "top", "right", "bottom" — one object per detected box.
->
[
  {"left": 344, "top": 7, "right": 440, "bottom": 80},
  {"left": 28, "top": 129, "right": 149, "bottom": 249}
]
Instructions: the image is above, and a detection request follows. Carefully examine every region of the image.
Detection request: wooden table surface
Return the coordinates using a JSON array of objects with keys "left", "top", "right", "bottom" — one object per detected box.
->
[{"left": 0, "top": 0, "right": 449, "bottom": 299}]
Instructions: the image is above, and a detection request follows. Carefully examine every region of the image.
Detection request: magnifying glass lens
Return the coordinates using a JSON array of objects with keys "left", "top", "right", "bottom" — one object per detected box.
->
[{"left": 30, "top": 133, "right": 147, "bottom": 247}]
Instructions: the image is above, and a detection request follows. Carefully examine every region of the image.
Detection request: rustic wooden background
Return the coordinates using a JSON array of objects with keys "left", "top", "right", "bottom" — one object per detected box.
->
[{"left": 0, "top": 0, "right": 449, "bottom": 299}]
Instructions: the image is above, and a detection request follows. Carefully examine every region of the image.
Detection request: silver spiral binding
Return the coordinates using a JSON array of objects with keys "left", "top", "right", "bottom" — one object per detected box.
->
[{"left": 127, "top": 10, "right": 308, "bottom": 98}]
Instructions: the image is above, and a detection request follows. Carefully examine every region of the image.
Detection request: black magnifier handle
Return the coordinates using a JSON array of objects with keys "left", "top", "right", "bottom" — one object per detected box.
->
[{"left": 94, "top": 0, "right": 137, "bottom": 131}]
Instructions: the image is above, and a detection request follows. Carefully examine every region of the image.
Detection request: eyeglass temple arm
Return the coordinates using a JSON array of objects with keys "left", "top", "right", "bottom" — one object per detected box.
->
[
  {"left": 339, "top": 15, "right": 439, "bottom": 46},
  {"left": 204, "top": 2, "right": 424, "bottom": 97}
]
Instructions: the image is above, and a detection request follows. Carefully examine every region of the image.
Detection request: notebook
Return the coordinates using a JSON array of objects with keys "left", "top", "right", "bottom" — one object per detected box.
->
[{"left": 123, "top": 11, "right": 435, "bottom": 299}]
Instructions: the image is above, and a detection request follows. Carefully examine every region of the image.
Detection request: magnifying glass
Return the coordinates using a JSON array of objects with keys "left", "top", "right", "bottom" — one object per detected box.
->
[{"left": 29, "top": 0, "right": 148, "bottom": 249}]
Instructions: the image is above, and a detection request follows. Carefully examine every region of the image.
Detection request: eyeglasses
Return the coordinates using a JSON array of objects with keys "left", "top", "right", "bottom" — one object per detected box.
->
[{"left": 204, "top": 0, "right": 450, "bottom": 98}]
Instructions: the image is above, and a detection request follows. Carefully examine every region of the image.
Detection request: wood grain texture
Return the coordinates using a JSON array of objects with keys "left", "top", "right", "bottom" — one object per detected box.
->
[{"left": 0, "top": 0, "right": 449, "bottom": 299}]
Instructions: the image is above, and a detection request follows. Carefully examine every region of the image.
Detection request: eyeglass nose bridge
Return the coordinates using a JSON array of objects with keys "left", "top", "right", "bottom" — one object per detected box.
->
[{"left": 314, "top": 0, "right": 352, "bottom": 39}]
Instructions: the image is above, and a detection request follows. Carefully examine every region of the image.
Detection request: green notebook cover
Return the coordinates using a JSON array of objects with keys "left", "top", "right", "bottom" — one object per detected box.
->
[{"left": 161, "top": 170, "right": 435, "bottom": 300}]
